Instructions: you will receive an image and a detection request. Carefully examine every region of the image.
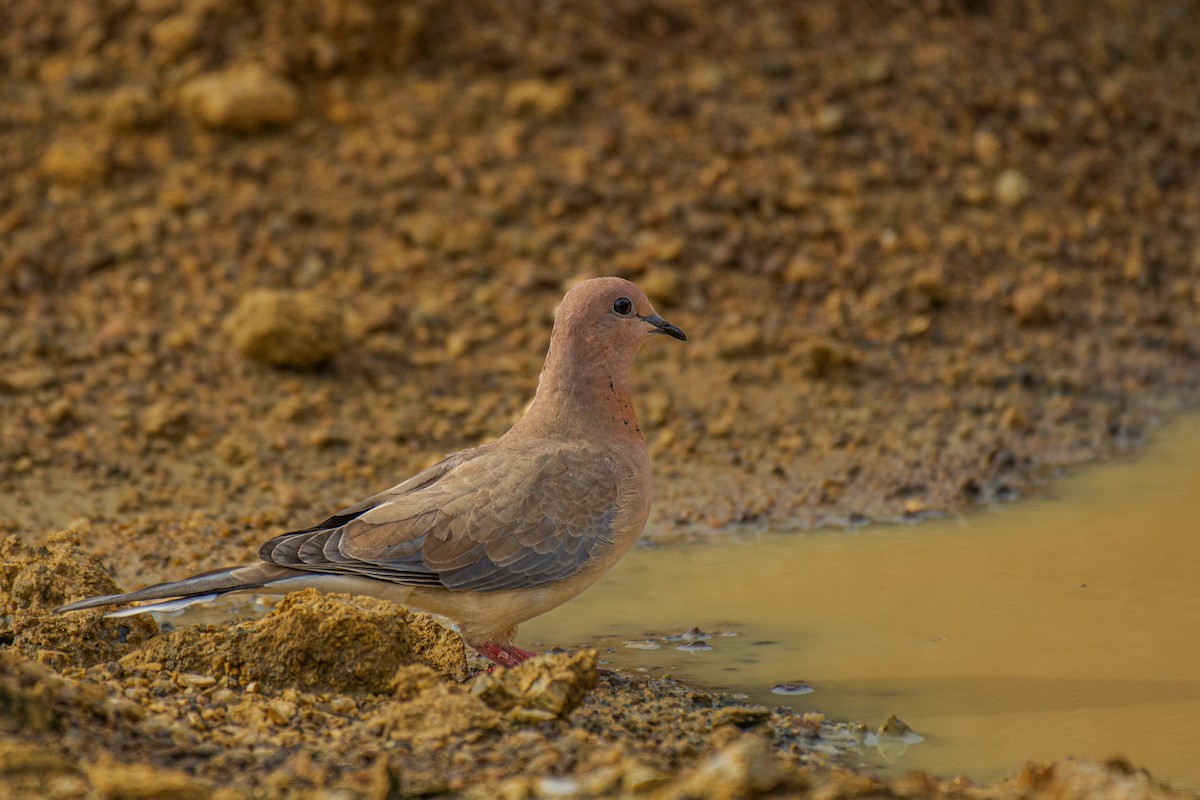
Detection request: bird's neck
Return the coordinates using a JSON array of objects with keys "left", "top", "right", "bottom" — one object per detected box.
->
[{"left": 515, "top": 335, "right": 645, "bottom": 444}]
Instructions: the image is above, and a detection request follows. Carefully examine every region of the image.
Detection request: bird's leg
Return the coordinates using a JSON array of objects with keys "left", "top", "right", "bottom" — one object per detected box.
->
[
  {"left": 501, "top": 645, "right": 539, "bottom": 662},
  {"left": 473, "top": 642, "right": 528, "bottom": 668}
]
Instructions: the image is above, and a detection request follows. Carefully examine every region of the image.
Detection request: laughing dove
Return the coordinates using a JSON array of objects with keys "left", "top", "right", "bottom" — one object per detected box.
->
[{"left": 58, "top": 277, "right": 686, "bottom": 667}]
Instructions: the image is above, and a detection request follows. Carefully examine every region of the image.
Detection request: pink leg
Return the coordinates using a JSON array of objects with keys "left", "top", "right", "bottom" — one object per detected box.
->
[
  {"left": 473, "top": 642, "right": 539, "bottom": 667},
  {"left": 502, "top": 645, "right": 538, "bottom": 662}
]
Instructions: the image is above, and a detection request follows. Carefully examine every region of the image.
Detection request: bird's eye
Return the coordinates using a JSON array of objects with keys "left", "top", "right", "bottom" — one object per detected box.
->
[{"left": 613, "top": 297, "right": 634, "bottom": 316}]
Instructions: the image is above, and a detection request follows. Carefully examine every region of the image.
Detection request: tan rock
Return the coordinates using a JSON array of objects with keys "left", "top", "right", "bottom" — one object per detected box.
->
[
  {"left": 795, "top": 337, "right": 862, "bottom": 378},
  {"left": 223, "top": 288, "right": 344, "bottom": 368},
  {"left": 642, "top": 267, "right": 683, "bottom": 307},
  {"left": 663, "top": 734, "right": 784, "bottom": 800},
  {"left": 40, "top": 138, "right": 109, "bottom": 186},
  {"left": 0, "top": 365, "right": 56, "bottom": 392},
  {"left": 504, "top": 78, "right": 574, "bottom": 116},
  {"left": 104, "top": 85, "right": 161, "bottom": 132},
  {"left": 139, "top": 400, "right": 190, "bottom": 440},
  {"left": 815, "top": 103, "right": 848, "bottom": 134},
  {"left": 150, "top": 14, "right": 200, "bottom": 61},
  {"left": 179, "top": 64, "right": 300, "bottom": 133},
  {"left": 471, "top": 650, "right": 598, "bottom": 721},
  {"left": 1010, "top": 283, "right": 1057, "bottom": 325},
  {"left": 994, "top": 168, "right": 1031, "bottom": 207}
]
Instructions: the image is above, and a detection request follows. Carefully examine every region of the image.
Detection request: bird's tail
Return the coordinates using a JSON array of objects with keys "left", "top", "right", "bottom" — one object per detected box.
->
[{"left": 54, "top": 565, "right": 273, "bottom": 618}]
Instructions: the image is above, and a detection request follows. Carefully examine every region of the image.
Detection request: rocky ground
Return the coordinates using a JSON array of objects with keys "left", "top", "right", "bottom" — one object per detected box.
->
[
  {"left": 3, "top": 533, "right": 1196, "bottom": 800},
  {"left": 2, "top": 0, "right": 1200, "bottom": 797}
]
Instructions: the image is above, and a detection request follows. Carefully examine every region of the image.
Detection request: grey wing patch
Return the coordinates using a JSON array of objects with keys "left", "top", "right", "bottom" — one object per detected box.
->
[
  {"left": 418, "top": 447, "right": 621, "bottom": 591},
  {"left": 436, "top": 505, "right": 616, "bottom": 592},
  {"left": 259, "top": 444, "right": 622, "bottom": 594},
  {"left": 257, "top": 448, "right": 479, "bottom": 564},
  {"left": 260, "top": 507, "right": 445, "bottom": 587}
]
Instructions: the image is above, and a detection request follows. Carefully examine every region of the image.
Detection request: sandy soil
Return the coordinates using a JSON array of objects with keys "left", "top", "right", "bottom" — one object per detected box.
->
[{"left": 2, "top": 0, "right": 1200, "bottom": 796}]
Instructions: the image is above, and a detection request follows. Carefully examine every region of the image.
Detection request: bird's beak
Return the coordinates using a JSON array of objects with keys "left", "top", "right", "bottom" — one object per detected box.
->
[{"left": 641, "top": 314, "right": 687, "bottom": 341}]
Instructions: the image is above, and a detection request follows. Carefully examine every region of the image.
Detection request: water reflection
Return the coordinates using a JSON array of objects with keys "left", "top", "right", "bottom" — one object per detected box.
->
[{"left": 526, "top": 413, "right": 1200, "bottom": 788}]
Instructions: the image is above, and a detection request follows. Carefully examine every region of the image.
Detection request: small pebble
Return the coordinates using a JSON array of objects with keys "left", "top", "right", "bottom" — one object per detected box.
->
[
  {"left": 994, "top": 169, "right": 1031, "bottom": 207},
  {"left": 40, "top": 138, "right": 109, "bottom": 186},
  {"left": 623, "top": 640, "right": 662, "bottom": 651},
  {"left": 771, "top": 683, "right": 814, "bottom": 696}
]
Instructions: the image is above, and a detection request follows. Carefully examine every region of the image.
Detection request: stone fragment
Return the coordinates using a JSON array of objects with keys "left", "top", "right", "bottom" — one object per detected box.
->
[
  {"left": 139, "top": 401, "right": 190, "bottom": 440},
  {"left": 994, "top": 168, "right": 1031, "bottom": 207},
  {"left": 716, "top": 324, "right": 765, "bottom": 358},
  {"left": 104, "top": 85, "right": 161, "bottom": 131},
  {"left": 857, "top": 57, "right": 893, "bottom": 86},
  {"left": 150, "top": 14, "right": 200, "bottom": 61},
  {"left": 641, "top": 267, "right": 683, "bottom": 307},
  {"left": 687, "top": 63, "right": 725, "bottom": 93},
  {"left": 667, "top": 734, "right": 784, "bottom": 800},
  {"left": 1010, "top": 284, "right": 1057, "bottom": 325},
  {"left": 179, "top": 64, "right": 300, "bottom": 133},
  {"left": 711, "top": 705, "right": 771, "bottom": 728},
  {"left": 471, "top": 650, "right": 597, "bottom": 721},
  {"left": 815, "top": 104, "right": 848, "bottom": 134},
  {"left": 504, "top": 79, "right": 574, "bottom": 116},
  {"left": 909, "top": 266, "right": 949, "bottom": 306},
  {"left": 0, "top": 365, "right": 56, "bottom": 392},
  {"left": 223, "top": 289, "right": 344, "bottom": 368},
  {"left": 795, "top": 337, "right": 862, "bottom": 378},
  {"left": 973, "top": 130, "right": 1002, "bottom": 166},
  {"left": 40, "top": 138, "right": 109, "bottom": 186}
]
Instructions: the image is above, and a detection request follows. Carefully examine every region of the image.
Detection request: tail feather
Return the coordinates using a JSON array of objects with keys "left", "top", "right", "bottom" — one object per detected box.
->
[
  {"left": 54, "top": 565, "right": 271, "bottom": 615},
  {"left": 102, "top": 593, "right": 224, "bottom": 618}
]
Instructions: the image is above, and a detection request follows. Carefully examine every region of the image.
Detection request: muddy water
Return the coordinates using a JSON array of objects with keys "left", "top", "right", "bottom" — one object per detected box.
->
[{"left": 526, "top": 413, "right": 1200, "bottom": 788}]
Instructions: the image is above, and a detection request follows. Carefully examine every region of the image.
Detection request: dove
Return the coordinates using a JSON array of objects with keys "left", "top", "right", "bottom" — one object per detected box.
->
[{"left": 57, "top": 277, "right": 686, "bottom": 667}]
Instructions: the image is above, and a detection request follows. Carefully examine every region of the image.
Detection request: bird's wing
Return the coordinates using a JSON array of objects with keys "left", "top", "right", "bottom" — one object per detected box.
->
[
  {"left": 258, "top": 442, "right": 621, "bottom": 592},
  {"left": 269, "top": 448, "right": 481, "bottom": 538}
]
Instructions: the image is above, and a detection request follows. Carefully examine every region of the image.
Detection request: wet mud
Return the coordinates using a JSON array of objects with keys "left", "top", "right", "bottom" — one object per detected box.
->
[{"left": 3, "top": 539, "right": 1196, "bottom": 799}]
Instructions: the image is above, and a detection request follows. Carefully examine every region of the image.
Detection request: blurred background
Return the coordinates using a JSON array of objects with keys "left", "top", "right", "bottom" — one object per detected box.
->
[{"left": 2, "top": 0, "right": 1199, "bottom": 583}]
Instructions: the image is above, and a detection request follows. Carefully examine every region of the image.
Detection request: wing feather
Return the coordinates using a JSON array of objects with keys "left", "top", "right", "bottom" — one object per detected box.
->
[{"left": 257, "top": 440, "right": 622, "bottom": 593}]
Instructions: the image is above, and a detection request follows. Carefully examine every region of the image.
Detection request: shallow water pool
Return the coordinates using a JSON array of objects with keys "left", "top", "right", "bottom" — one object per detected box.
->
[{"left": 525, "top": 413, "right": 1200, "bottom": 788}]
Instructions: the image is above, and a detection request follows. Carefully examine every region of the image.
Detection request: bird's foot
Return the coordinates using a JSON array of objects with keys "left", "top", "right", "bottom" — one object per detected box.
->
[
  {"left": 473, "top": 642, "right": 539, "bottom": 668},
  {"left": 502, "top": 645, "right": 538, "bottom": 662}
]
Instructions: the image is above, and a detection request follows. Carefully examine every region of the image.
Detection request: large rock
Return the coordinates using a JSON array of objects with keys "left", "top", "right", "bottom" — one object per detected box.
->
[
  {"left": 223, "top": 288, "right": 344, "bottom": 368},
  {"left": 179, "top": 63, "right": 299, "bottom": 133}
]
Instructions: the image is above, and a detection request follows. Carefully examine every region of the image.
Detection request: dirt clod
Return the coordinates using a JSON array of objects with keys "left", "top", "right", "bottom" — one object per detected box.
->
[
  {"left": 39, "top": 138, "right": 109, "bottom": 186},
  {"left": 223, "top": 289, "right": 345, "bottom": 368},
  {"left": 179, "top": 64, "right": 300, "bottom": 132},
  {"left": 103, "top": 85, "right": 161, "bottom": 132},
  {"left": 121, "top": 589, "right": 467, "bottom": 693},
  {"left": 471, "top": 650, "right": 598, "bottom": 721},
  {"left": 2, "top": 532, "right": 158, "bottom": 668},
  {"left": 85, "top": 756, "right": 213, "bottom": 800},
  {"left": 994, "top": 169, "right": 1032, "bottom": 207},
  {"left": 667, "top": 734, "right": 785, "bottom": 800}
]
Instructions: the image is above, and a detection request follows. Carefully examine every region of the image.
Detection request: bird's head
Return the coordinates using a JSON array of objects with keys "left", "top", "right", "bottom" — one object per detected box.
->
[{"left": 554, "top": 277, "right": 687, "bottom": 365}]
